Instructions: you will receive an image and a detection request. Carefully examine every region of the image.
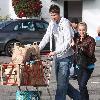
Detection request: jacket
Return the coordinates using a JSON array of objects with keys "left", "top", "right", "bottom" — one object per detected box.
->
[
  {"left": 75, "top": 35, "right": 96, "bottom": 65},
  {"left": 39, "top": 17, "right": 74, "bottom": 58}
]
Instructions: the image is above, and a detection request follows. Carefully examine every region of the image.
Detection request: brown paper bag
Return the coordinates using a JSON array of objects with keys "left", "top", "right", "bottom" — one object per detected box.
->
[
  {"left": 11, "top": 43, "right": 40, "bottom": 64},
  {"left": 12, "top": 45, "right": 29, "bottom": 64}
]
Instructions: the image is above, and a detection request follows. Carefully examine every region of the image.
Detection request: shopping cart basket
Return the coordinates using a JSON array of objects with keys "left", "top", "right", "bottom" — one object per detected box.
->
[{"left": 0, "top": 55, "right": 53, "bottom": 100}]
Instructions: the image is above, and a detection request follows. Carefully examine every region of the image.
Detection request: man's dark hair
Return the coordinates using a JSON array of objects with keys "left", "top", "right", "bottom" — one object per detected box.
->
[
  {"left": 49, "top": 4, "right": 60, "bottom": 14},
  {"left": 71, "top": 17, "right": 79, "bottom": 24}
]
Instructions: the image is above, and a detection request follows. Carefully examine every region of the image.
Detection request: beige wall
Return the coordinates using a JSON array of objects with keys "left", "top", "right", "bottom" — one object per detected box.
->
[
  {"left": 83, "top": 0, "right": 100, "bottom": 38},
  {"left": 0, "top": 0, "right": 17, "bottom": 19},
  {"left": 41, "top": 0, "right": 64, "bottom": 22},
  {"left": 41, "top": 0, "right": 82, "bottom": 22},
  {"left": 0, "top": 0, "right": 9, "bottom": 17}
]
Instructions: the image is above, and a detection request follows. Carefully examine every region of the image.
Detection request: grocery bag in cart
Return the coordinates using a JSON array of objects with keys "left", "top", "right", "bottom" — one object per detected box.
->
[
  {"left": 21, "top": 59, "right": 52, "bottom": 86},
  {"left": 11, "top": 43, "right": 40, "bottom": 64}
]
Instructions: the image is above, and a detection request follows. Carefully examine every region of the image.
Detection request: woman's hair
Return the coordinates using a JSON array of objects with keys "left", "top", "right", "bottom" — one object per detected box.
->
[
  {"left": 49, "top": 4, "right": 60, "bottom": 14},
  {"left": 78, "top": 22, "right": 87, "bottom": 31}
]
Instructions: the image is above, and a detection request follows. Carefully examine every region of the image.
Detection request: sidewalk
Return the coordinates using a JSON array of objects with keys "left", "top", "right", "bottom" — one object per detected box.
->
[{"left": 0, "top": 47, "right": 100, "bottom": 100}]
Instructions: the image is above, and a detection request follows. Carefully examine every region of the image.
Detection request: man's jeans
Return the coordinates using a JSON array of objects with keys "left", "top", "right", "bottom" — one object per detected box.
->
[{"left": 54, "top": 56, "right": 80, "bottom": 100}]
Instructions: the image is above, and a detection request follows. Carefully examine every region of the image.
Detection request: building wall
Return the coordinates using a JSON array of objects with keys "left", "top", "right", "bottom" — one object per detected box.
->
[
  {"left": 83, "top": 0, "right": 100, "bottom": 38},
  {"left": 0, "top": 0, "right": 9, "bottom": 18},
  {"left": 0, "top": 0, "right": 17, "bottom": 19},
  {"left": 68, "top": 1, "right": 82, "bottom": 21},
  {"left": 41, "top": 0, "right": 81, "bottom": 21},
  {"left": 42, "top": 0, "right": 99, "bottom": 38},
  {"left": 41, "top": 0, "right": 64, "bottom": 22},
  {"left": 9, "top": 0, "right": 18, "bottom": 19},
  {"left": 0, "top": 0, "right": 100, "bottom": 38},
  {"left": 0, "top": 0, "right": 63, "bottom": 20},
  {"left": 0, "top": 0, "right": 82, "bottom": 21}
]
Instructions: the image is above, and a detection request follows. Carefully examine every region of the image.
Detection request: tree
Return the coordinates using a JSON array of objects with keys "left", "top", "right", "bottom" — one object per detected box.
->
[{"left": 12, "top": 0, "right": 42, "bottom": 18}]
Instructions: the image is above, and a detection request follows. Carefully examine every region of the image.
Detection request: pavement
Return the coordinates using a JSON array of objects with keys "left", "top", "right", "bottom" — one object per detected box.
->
[{"left": 0, "top": 47, "right": 100, "bottom": 100}]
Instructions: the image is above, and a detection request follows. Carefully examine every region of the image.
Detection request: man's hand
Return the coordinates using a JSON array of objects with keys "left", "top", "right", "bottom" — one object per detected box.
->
[
  {"left": 48, "top": 51, "right": 56, "bottom": 57},
  {"left": 70, "top": 39, "right": 75, "bottom": 47}
]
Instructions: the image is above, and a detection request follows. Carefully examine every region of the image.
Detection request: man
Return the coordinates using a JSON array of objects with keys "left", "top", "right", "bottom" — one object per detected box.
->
[
  {"left": 71, "top": 17, "right": 79, "bottom": 38},
  {"left": 39, "top": 4, "right": 79, "bottom": 100},
  {"left": 70, "top": 17, "right": 79, "bottom": 79}
]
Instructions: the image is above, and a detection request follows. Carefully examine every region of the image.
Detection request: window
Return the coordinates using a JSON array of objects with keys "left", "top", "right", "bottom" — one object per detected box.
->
[
  {"left": 35, "top": 21, "right": 48, "bottom": 31},
  {"left": 42, "top": 22, "right": 48, "bottom": 30},
  {"left": 35, "top": 22, "right": 44, "bottom": 30},
  {"left": 3, "top": 22, "right": 17, "bottom": 31},
  {"left": 27, "top": 22, "right": 35, "bottom": 31},
  {"left": 14, "top": 21, "right": 35, "bottom": 31},
  {"left": 14, "top": 22, "right": 22, "bottom": 31}
]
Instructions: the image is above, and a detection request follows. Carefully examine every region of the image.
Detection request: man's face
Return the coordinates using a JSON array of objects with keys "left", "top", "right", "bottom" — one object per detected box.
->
[
  {"left": 71, "top": 23, "right": 78, "bottom": 29},
  {"left": 49, "top": 12, "right": 60, "bottom": 22}
]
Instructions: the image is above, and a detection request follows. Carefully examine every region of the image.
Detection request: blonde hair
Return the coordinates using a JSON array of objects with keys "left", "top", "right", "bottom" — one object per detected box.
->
[{"left": 78, "top": 22, "right": 87, "bottom": 31}]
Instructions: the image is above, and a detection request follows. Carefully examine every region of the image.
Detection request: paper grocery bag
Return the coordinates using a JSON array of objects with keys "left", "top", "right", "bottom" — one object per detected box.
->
[
  {"left": 12, "top": 45, "right": 27, "bottom": 64},
  {"left": 11, "top": 43, "right": 40, "bottom": 64}
]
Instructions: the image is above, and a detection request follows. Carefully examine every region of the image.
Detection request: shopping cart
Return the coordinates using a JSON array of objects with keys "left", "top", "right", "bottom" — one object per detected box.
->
[{"left": 0, "top": 53, "right": 53, "bottom": 100}]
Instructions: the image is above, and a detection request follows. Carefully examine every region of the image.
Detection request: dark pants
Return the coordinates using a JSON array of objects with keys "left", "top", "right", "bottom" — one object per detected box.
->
[
  {"left": 77, "top": 68, "right": 94, "bottom": 100},
  {"left": 67, "top": 83, "right": 80, "bottom": 100}
]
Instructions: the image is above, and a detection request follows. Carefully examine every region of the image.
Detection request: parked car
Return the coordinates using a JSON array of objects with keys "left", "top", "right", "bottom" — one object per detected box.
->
[{"left": 0, "top": 19, "right": 50, "bottom": 56}]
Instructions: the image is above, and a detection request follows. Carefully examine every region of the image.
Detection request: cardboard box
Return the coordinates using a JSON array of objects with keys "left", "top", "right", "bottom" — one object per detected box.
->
[
  {"left": 0, "top": 64, "right": 19, "bottom": 85},
  {"left": 0, "top": 60, "right": 51, "bottom": 86}
]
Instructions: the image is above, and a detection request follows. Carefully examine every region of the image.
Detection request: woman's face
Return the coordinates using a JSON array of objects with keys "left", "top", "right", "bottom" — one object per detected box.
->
[{"left": 78, "top": 25, "right": 87, "bottom": 37}]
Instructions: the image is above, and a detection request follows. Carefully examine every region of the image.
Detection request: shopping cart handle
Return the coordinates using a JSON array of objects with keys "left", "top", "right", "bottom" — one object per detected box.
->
[{"left": 46, "top": 57, "right": 53, "bottom": 61}]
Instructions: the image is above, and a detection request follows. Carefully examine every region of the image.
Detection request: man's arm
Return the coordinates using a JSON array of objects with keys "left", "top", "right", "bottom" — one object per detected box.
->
[{"left": 39, "top": 24, "right": 51, "bottom": 50}]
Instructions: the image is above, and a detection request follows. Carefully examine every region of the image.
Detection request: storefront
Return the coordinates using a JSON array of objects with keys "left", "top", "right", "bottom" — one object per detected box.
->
[{"left": 41, "top": 0, "right": 100, "bottom": 38}]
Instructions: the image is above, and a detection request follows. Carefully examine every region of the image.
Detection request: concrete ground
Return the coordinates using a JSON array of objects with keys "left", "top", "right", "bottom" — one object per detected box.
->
[{"left": 0, "top": 47, "right": 100, "bottom": 100}]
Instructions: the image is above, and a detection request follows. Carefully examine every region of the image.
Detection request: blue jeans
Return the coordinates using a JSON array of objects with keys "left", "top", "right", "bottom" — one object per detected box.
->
[
  {"left": 54, "top": 56, "right": 80, "bottom": 100},
  {"left": 77, "top": 68, "right": 94, "bottom": 100}
]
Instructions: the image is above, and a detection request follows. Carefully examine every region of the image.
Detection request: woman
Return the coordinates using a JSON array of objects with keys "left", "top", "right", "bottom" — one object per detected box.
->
[{"left": 73, "top": 22, "right": 96, "bottom": 100}]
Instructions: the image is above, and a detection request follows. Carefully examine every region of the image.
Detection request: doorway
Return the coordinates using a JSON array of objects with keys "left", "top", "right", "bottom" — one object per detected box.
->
[
  {"left": 64, "top": 1, "right": 68, "bottom": 19},
  {"left": 64, "top": 1, "right": 82, "bottom": 22}
]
